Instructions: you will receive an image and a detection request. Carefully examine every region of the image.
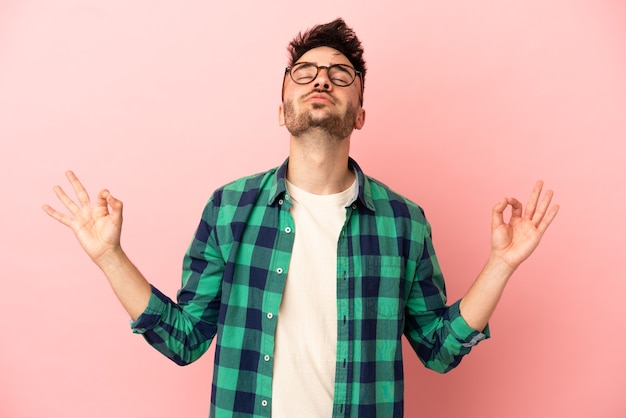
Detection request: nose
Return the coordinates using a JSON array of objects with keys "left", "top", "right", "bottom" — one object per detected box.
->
[{"left": 313, "top": 66, "right": 332, "bottom": 91}]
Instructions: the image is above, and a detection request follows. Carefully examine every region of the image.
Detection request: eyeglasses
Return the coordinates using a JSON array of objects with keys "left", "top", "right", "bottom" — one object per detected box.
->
[{"left": 285, "top": 62, "right": 362, "bottom": 87}]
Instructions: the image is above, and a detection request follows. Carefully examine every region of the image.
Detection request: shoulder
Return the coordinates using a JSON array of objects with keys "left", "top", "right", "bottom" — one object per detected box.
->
[
  {"left": 196, "top": 166, "right": 281, "bottom": 237},
  {"left": 364, "top": 175, "right": 427, "bottom": 222},
  {"left": 209, "top": 166, "right": 279, "bottom": 207}
]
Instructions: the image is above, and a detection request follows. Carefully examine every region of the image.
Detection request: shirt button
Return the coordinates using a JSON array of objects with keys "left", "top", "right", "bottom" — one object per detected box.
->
[
  {"left": 284, "top": 227, "right": 292, "bottom": 233},
  {"left": 352, "top": 204, "right": 357, "bottom": 209},
  {"left": 267, "top": 312, "right": 273, "bottom": 319},
  {"left": 285, "top": 193, "right": 290, "bottom": 200},
  {"left": 276, "top": 267, "right": 283, "bottom": 274},
  {"left": 278, "top": 199, "right": 284, "bottom": 205},
  {"left": 264, "top": 355, "right": 270, "bottom": 361},
  {"left": 262, "top": 400, "right": 268, "bottom": 407}
]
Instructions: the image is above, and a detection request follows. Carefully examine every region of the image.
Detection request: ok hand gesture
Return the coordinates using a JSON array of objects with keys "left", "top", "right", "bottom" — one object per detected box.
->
[
  {"left": 490, "top": 180, "right": 559, "bottom": 269},
  {"left": 43, "top": 171, "right": 124, "bottom": 265}
]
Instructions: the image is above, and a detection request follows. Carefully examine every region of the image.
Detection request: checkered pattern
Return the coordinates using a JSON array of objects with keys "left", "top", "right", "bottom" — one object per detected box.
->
[{"left": 131, "top": 158, "right": 489, "bottom": 417}]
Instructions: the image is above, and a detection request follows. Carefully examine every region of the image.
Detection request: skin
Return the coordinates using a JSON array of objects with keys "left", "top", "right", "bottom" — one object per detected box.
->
[
  {"left": 43, "top": 46, "right": 559, "bottom": 331},
  {"left": 279, "top": 46, "right": 365, "bottom": 195},
  {"left": 43, "top": 175, "right": 151, "bottom": 320}
]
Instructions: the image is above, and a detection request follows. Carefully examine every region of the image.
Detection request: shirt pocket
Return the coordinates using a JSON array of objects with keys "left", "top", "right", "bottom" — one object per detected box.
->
[{"left": 362, "top": 255, "right": 404, "bottom": 319}]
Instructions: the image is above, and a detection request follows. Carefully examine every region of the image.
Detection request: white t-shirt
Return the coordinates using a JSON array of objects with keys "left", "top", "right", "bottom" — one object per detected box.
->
[{"left": 271, "top": 178, "right": 357, "bottom": 417}]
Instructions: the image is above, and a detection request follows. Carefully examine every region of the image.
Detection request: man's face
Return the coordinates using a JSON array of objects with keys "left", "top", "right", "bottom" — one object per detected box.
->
[{"left": 279, "top": 46, "right": 365, "bottom": 141}]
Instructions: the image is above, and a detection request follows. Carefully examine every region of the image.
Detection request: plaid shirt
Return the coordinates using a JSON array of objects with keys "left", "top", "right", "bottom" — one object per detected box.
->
[{"left": 132, "top": 158, "right": 488, "bottom": 417}]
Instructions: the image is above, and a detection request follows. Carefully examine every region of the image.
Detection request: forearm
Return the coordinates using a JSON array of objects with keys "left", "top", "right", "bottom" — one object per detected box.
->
[
  {"left": 461, "top": 181, "right": 559, "bottom": 330},
  {"left": 95, "top": 247, "right": 152, "bottom": 321},
  {"left": 459, "top": 254, "right": 516, "bottom": 331}
]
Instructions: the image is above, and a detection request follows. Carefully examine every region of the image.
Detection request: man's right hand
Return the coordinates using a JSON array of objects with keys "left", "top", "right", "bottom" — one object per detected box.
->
[
  {"left": 43, "top": 170, "right": 124, "bottom": 267},
  {"left": 43, "top": 170, "right": 151, "bottom": 320}
]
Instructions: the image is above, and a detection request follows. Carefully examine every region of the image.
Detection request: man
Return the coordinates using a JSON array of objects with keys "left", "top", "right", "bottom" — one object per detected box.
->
[{"left": 43, "top": 18, "right": 559, "bottom": 418}]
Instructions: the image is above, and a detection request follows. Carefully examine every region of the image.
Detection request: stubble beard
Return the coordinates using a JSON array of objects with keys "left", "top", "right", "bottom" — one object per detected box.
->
[{"left": 283, "top": 99, "right": 357, "bottom": 144}]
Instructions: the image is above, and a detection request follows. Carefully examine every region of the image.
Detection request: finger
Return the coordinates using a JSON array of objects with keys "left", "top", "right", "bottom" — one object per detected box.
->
[
  {"left": 532, "top": 188, "right": 554, "bottom": 225},
  {"left": 508, "top": 197, "right": 523, "bottom": 218},
  {"left": 105, "top": 191, "right": 124, "bottom": 226},
  {"left": 65, "top": 170, "right": 91, "bottom": 206},
  {"left": 42, "top": 204, "right": 72, "bottom": 227},
  {"left": 491, "top": 197, "right": 507, "bottom": 229},
  {"left": 537, "top": 204, "right": 560, "bottom": 234},
  {"left": 53, "top": 185, "right": 82, "bottom": 215},
  {"left": 96, "top": 189, "right": 111, "bottom": 215},
  {"left": 97, "top": 189, "right": 123, "bottom": 218},
  {"left": 524, "top": 180, "right": 543, "bottom": 219}
]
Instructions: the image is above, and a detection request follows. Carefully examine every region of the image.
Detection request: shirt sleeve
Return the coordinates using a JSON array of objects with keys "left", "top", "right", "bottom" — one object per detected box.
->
[
  {"left": 403, "top": 220, "right": 489, "bottom": 373},
  {"left": 129, "top": 198, "right": 224, "bottom": 366}
]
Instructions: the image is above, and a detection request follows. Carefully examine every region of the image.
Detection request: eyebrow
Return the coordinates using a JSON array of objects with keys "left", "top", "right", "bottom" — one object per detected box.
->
[{"left": 294, "top": 61, "right": 354, "bottom": 69}]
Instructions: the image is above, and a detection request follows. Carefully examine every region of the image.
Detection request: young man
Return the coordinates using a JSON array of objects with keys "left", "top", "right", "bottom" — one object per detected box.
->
[{"left": 44, "top": 18, "right": 559, "bottom": 418}]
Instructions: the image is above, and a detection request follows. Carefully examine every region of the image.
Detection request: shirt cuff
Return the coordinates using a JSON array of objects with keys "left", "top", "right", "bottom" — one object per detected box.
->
[
  {"left": 130, "top": 285, "right": 170, "bottom": 334},
  {"left": 448, "top": 300, "right": 490, "bottom": 348}
]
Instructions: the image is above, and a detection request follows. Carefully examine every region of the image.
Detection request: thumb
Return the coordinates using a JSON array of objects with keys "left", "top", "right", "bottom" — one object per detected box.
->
[
  {"left": 491, "top": 197, "right": 507, "bottom": 229},
  {"left": 102, "top": 190, "right": 124, "bottom": 225}
]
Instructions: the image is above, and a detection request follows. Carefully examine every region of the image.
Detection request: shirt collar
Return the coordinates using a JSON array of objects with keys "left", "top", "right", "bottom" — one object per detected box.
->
[{"left": 268, "top": 157, "right": 376, "bottom": 212}]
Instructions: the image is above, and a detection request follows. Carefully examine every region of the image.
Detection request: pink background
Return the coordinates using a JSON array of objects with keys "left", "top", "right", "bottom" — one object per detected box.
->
[{"left": 1, "top": 1, "right": 625, "bottom": 417}]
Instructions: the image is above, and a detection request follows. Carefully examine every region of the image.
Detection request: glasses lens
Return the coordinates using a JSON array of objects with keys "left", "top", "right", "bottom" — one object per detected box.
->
[
  {"left": 328, "top": 65, "right": 356, "bottom": 86},
  {"left": 291, "top": 63, "right": 317, "bottom": 84}
]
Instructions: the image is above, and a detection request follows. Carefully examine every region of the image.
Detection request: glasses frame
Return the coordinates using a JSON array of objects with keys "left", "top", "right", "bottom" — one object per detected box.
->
[
  {"left": 282, "top": 62, "right": 364, "bottom": 105},
  {"left": 285, "top": 62, "right": 362, "bottom": 87}
]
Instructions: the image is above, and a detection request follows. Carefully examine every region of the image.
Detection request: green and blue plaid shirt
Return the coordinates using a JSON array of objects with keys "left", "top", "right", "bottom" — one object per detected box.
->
[{"left": 132, "top": 158, "right": 488, "bottom": 417}]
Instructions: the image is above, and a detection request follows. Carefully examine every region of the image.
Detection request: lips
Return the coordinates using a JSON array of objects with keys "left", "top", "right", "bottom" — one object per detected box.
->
[{"left": 305, "top": 92, "right": 334, "bottom": 104}]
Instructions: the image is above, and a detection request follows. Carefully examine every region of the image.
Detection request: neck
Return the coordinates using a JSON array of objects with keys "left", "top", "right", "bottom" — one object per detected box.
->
[{"left": 287, "top": 130, "right": 354, "bottom": 195}]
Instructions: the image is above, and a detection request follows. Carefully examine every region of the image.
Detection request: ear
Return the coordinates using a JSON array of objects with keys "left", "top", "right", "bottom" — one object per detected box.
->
[
  {"left": 354, "top": 108, "right": 366, "bottom": 130},
  {"left": 278, "top": 103, "right": 285, "bottom": 126}
]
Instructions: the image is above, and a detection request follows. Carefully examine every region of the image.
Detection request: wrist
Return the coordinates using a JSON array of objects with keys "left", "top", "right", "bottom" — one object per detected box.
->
[
  {"left": 93, "top": 245, "right": 127, "bottom": 271},
  {"left": 486, "top": 252, "right": 518, "bottom": 278}
]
